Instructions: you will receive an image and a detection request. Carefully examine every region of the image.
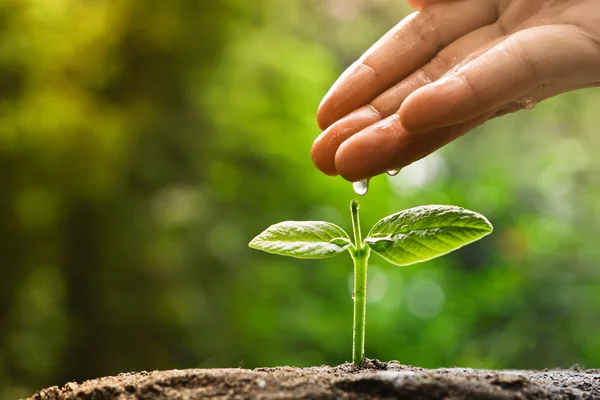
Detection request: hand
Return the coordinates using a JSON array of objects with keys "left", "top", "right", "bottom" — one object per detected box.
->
[{"left": 312, "top": 0, "right": 600, "bottom": 182}]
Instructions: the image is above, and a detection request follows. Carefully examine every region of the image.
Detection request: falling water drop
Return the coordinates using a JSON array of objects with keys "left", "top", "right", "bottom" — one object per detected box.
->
[
  {"left": 353, "top": 179, "right": 369, "bottom": 196},
  {"left": 387, "top": 169, "right": 400, "bottom": 176}
]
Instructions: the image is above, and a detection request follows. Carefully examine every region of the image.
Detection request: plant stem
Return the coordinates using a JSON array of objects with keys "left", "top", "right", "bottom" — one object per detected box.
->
[
  {"left": 350, "top": 200, "right": 369, "bottom": 367},
  {"left": 350, "top": 200, "right": 362, "bottom": 250}
]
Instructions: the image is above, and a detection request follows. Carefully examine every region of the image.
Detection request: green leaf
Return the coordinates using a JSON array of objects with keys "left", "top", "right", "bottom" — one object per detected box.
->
[
  {"left": 365, "top": 205, "right": 493, "bottom": 266},
  {"left": 249, "top": 221, "right": 352, "bottom": 259}
]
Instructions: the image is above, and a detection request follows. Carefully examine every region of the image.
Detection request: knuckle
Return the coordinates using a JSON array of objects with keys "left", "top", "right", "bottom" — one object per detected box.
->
[
  {"left": 423, "top": 55, "right": 451, "bottom": 81},
  {"left": 366, "top": 104, "right": 383, "bottom": 121},
  {"left": 454, "top": 70, "right": 482, "bottom": 105},
  {"left": 420, "top": 66, "right": 438, "bottom": 85},
  {"left": 500, "top": 36, "right": 541, "bottom": 83},
  {"left": 405, "top": 10, "right": 444, "bottom": 51},
  {"left": 357, "top": 58, "right": 379, "bottom": 81}
]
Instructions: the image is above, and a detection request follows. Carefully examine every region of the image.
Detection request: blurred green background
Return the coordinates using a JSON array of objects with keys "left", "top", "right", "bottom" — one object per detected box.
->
[{"left": 1, "top": 0, "right": 600, "bottom": 398}]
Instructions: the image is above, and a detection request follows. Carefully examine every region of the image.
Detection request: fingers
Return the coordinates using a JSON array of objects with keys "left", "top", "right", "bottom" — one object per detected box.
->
[
  {"left": 311, "top": 107, "right": 381, "bottom": 176},
  {"left": 368, "top": 26, "right": 507, "bottom": 118},
  {"left": 334, "top": 113, "right": 491, "bottom": 182},
  {"left": 316, "top": 0, "right": 501, "bottom": 130},
  {"left": 400, "top": 25, "right": 600, "bottom": 134},
  {"left": 312, "top": 23, "right": 506, "bottom": 176}
]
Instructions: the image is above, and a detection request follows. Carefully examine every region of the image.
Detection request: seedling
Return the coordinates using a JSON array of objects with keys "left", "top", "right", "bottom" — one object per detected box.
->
[{"left": 249, "top": 200, "right": 493, "bottom": 366}]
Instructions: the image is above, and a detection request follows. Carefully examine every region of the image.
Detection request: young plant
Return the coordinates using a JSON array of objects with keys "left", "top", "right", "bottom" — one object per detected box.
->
[{"left": 249, "top": 200, "right": 493, "bottom": 367}]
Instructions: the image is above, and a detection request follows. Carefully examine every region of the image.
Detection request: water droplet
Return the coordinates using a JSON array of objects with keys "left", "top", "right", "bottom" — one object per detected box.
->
[
  {"left": 516, "top": 97, "right": 538, "bottom": 111},
  {"left": 524, "top": 100, "right": 538, "bottom": 111},
  {"left": 387, "top": 169, "right": 400, "bottom": 176},
  {"left": 353, "top": 179, "right": 369, "bottom": 196},
  {"left": 351, "top": 291, "right": 356, "bottom": 301}
]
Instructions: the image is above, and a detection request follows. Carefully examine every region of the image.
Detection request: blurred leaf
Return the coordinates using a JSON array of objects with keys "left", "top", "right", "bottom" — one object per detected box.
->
[
  {"left": 365, "top": 206, "right": 493, "bottom": 266},
  {"left": 249, "top": 221, "right": 351, "bottom": 259}
]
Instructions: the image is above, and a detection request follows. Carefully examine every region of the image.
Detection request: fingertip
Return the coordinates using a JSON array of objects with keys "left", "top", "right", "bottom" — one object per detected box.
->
[
  {"left": 334, "top": 116, "right": 407, "bottom": 182},
  {"left": 334, "top": 139, "right": 370, "bottom": 183},
  {"left": 316, "top": 95, "right": 335, "bottom": 131},
  {"left": 313, "top": 107, "right": 384, "bottom": 177},
  {"left": 311, "top": 132, "right": 339, "bottom": 176},
  {"left": 398, "top": 84, "right": 437, "bottom": 134},
  {"left": 399, "top": 77, "right": 461, "bottom": 133}
]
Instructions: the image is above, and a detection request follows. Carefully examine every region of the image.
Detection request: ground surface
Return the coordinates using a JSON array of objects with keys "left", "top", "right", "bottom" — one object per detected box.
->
[{"left": 29, "top": 359, "right": 600, "bottom": 400}]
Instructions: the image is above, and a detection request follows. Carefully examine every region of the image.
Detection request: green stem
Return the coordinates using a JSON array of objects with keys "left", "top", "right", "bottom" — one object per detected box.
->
[
  {"left": 350, "top": 200, "right": 369, "bottom": 367},
  {"left": 350, "top": 200, "right": 362, "bottom": 249}
]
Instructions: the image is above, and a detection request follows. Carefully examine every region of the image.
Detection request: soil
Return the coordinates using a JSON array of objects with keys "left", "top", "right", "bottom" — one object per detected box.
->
[{"left": 29, "top": 359, "right": 600, "bottom": 400}]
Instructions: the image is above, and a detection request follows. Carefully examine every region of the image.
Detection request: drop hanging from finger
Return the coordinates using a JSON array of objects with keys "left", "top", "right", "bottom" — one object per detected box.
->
[{"left": 353, "top": 179, "right": 369, "bottom": 196}]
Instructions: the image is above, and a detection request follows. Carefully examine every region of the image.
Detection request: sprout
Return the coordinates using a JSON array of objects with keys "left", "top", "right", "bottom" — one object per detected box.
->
[{"left": 250, "top": 200, "right": 492, "bottom": 366}]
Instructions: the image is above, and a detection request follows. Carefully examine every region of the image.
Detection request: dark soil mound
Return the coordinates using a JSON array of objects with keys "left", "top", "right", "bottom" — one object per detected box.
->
[{"left": 29, "top": 359, "right": 600, "bottom": 399}]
